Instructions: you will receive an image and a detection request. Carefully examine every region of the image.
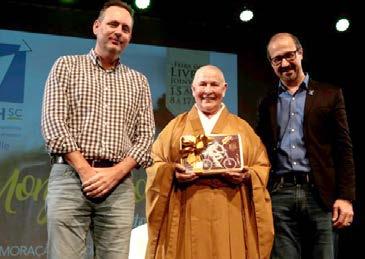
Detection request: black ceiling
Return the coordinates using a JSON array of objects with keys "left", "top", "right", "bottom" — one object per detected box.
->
[
  {"left": 0, "top": 0, "right": 360, "bottom": 70},
  {"left": 2, "top": 0, "right": 359, "bottom": 40}
]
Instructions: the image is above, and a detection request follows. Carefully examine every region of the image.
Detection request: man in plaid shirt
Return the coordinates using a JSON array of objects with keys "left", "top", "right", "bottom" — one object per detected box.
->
[{"left": 41, "top": 1, "right": 155, "bottom": 258}]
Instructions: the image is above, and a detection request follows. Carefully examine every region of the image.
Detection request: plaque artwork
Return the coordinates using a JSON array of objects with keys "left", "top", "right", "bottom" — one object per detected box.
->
[{"left": 180, "top": 134, "right": 244, "bottom": 174}]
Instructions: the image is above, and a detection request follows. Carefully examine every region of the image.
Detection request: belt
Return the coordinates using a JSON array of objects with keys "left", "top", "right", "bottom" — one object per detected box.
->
[
  {"left": 274, "top": 172, "right": 311, "bottom": 185},
  {"left": 51, "top": 155, "right": 116, "bottom": 168}
]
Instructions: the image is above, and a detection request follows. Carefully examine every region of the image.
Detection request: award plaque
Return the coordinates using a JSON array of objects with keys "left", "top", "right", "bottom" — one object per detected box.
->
[{"left": 180, "top": 134, "right": 244, "bottom": 174}]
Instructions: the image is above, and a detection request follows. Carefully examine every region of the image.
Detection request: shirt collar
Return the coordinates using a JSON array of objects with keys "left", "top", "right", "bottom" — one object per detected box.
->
[
  {"left": 195, "top": 103, "right": 225, "bottom": 119},
  {"left": 88, "top": 49, "right": 120, "bottom": 70},
  {"left": 278, "top": 73, "right": 310, "bottom": 94}
]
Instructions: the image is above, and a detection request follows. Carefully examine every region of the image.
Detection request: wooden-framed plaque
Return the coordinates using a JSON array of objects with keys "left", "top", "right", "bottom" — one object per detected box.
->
[{"left": 180, "top": 134, "right": 244, "bottom": 174}]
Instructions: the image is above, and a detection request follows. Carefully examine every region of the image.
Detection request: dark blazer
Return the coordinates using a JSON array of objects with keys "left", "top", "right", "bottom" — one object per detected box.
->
[{"left": 256, "top": 79, "right": 356, "bottom": 209}]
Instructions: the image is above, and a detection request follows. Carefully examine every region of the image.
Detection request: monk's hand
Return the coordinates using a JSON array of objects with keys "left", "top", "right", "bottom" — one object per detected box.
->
[
  {"left": 222, "top": 166, "right": 250, "bottom": 184},
  {"left": 175, "top": 163, "right": 198, "bottom": 183}
]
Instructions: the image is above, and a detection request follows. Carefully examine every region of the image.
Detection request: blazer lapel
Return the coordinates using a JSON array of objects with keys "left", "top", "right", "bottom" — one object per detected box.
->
[
  {"left": 304, "top": 80, "right": 318, "bottom": 120},
  {"left": 268, "top": 90, "right": 279, "bottom": 143}
]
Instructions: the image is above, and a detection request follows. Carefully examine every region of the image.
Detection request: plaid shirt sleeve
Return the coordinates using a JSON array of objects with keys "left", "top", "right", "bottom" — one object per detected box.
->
[
  {"left": 125, "top": 75, "right": 155, "bottom": 168},
  {"left": 41, "top": 57, "right": 79, "bottom": 154}
]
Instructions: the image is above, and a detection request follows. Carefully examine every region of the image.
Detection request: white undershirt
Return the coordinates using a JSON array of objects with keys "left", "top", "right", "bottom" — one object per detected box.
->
[{"left": 196, "top": 103, "right": 225, "bottom": 134}]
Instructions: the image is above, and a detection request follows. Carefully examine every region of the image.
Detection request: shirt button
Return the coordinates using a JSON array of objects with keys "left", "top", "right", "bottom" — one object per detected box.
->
[
  {"left": 291, "top": 128, "right": 295, "bottom": 132},
  {"left": 293, "top": 161, "right": 297, "bottom": 165},
  {"left": 292, "top": 97, "right": 295, "bottom": 101},
  {"left": 291, "top": 112, "right": 295, "bottom": 116},
  {"left": 292, "top": 145, "right": 296, "bottom": 149}
]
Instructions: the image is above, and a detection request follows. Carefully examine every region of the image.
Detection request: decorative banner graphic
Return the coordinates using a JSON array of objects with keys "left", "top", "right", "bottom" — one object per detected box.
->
[
  {"left": 0, "top": 42, "right": 31, "bottom": 103},
  {"left": 165, "top": 48, "right": 209, "bottom": 115}
]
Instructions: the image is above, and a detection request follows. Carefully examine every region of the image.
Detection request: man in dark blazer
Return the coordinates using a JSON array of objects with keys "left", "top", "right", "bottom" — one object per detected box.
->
[{"left": 257, "top": 32, "right": 355, "bottom": 259}]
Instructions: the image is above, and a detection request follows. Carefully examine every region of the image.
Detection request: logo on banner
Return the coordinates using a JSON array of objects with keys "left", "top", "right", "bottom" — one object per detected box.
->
[
  {"left": 0, "top": 42, "right": 31, "bottom": 103},
  {"left": 0, "top": 107, "right": 23, "bottom": 121},
  {"left": 166, "top": 48, "right": 209, "bottom": 115}
]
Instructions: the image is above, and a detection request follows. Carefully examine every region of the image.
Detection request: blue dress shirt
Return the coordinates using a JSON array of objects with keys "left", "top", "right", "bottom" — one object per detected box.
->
[{"left": 276, "top": 74, "right": 311, "bottom": 175}]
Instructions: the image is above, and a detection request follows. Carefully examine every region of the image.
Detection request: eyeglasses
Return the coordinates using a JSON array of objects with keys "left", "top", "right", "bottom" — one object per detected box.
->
[{"left": 270, "top": 49, "right": 298, "bottom": 66}]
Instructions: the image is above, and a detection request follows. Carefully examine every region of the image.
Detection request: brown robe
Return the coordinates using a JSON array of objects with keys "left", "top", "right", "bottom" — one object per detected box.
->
[{"left": 146, "top": 107, "right": 274, "bottom": 259}]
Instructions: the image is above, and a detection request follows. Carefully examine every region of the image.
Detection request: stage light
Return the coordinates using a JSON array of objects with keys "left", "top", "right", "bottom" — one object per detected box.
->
[
  {"left": 58, "top": 0, "right": 77, "bottom": 4},
  {"left": 135, "top": 0, "right": 150, "bottom": 10},
  {"left": 240, "top": 9, "right": 254, "bottom": 22},
  {"left": 336, "top": 18, "right": 350, "bottom": 32}
]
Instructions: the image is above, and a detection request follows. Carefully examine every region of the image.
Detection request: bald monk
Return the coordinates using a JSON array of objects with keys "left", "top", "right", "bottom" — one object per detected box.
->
[{"left": 146, "top": 65, "right": 274, "bottom": 259}]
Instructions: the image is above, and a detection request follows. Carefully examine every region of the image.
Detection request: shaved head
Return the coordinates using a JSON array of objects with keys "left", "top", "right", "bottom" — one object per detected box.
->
[
  {"left": 191, "top": 65, "right": 227, "bottom": 117},
  {"left": 193, "top": 65, "right": 226, "bottom": 85}
]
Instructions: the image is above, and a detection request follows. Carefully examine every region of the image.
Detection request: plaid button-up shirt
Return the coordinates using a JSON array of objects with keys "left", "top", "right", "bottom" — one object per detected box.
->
[{"left": 41, "top": 49, "right": 155, "bottom": 168}]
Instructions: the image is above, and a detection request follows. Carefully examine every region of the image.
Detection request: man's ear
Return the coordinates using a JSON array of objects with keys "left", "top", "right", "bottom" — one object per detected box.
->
[
  {"left": 93, "top": 20, "right": 100, "bottom": 35},
  {"left": 222, "top": 83, "right": 227, "bottom": 97}
]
